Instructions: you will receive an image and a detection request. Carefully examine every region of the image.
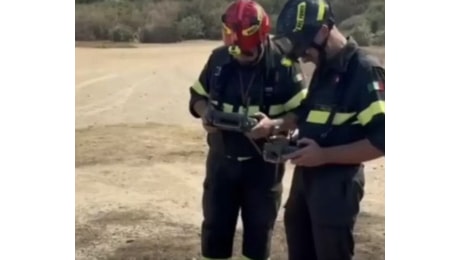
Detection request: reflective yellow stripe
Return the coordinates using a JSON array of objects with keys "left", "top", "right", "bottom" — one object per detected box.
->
[
  {"left": 223, "top": 103, "right": 233, "bottom": 113},
  {"left": 306, "top": 110, "right": 357, "bottom": 125},
  {"left": 223, "top": 24, "right": 232, "bottom": 35},
  {"left": 333, "top": 112, "right": 357, "bottom": 124},
  {"left": 306, "top": 110, "right": 329, "bottom": 124},
  {"left": 281, "top": 58, "right": 293, "bottom": 67},
  {"left": 358, "top": 101, "right": 385, "bottom": 126},
  {"left": 317, "top": 0, "right": 326, "bottom": 21},
  {"left": 205, "top": 102, "right": 289, "bottom": 118},
  {"left": 242, "top": 24, "right": 260, "bottom": 36},
  {"left": 238, "top": 105, "right": 260, "bottom": 116},
  {"left": 284, "top": 88, "right": 308, "bottom": 111},
  {"left": 269, "top": 104, "right": 284, "bottom": 116},
  {"left": 243, "top": 3, "right": 263, "bottom": 36},
  {"left": 226, "top": 155, "right": 253, "bottom": 161},
  {"left": 228, "top": 45, "right": 242, "bottom": 56},
  {"left": 293, "top": 2, "right": 307, "bottom": 32},
  {"left": 191, "top": 80, "right": 208, "bottom": 97},
  {"left": 207, "top": 102, "right": 259, "bottom": 115}
]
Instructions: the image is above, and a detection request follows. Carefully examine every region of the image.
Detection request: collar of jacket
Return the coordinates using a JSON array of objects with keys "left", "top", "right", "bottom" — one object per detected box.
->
[{"left": 322, "top": 36, "right": 359, "bottom": 73}]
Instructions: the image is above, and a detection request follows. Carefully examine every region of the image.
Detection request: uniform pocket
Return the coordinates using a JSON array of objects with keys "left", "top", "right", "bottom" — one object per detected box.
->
[
  {"left": 308, "top": 168, "right": 365, "bottom": 227},
  {"left": 204, "top": 151, "right": 227, "bottom": 190}
]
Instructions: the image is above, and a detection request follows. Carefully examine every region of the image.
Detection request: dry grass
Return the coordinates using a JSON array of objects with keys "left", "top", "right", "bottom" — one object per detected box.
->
[
  {"left": 75, "top": 41, "right": 385, "bottom": 260},
  {"left": 76, "top": 123, "right": 206, "bottom": 167}
]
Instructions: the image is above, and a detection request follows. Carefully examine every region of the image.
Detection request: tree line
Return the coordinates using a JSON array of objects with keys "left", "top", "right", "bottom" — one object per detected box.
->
[{"left": 75, "top": 0, "right": 384, "bottom": 46}]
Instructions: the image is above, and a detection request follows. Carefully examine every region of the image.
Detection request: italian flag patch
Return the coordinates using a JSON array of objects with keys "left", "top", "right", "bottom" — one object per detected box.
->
[{"left": 368, "top": 81, "right": 384, "bottom": 92}]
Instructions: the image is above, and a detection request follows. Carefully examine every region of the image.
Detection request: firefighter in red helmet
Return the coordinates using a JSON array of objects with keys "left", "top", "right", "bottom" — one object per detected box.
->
[
  {"left": 187, "top": 1, "right": 309, "bottom": 259},
  {"left": 221, "top": 0, "right": 271, "bottom": 65}
]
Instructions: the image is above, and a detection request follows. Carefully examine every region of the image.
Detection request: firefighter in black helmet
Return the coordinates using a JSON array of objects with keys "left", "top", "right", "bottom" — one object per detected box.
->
[
  {"left": 188, "top": 1, "right": 309, "bottom": 259},
  {"left": 271, "top": 0, "right": 385, "bottom": 259}
]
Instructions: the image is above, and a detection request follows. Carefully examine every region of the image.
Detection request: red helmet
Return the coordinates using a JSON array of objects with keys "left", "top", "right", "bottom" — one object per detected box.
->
[{"left": 221, "top": 0, "right": 270, "bottom": 55}]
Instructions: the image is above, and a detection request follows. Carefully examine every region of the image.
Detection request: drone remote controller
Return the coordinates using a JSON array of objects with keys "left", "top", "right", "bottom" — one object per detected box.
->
[
  {"left": 262, "top": 137, "right": 306, "bottom": 163},
  {"left": 205, "top": 109, "right": 259, "bottom": 133}
]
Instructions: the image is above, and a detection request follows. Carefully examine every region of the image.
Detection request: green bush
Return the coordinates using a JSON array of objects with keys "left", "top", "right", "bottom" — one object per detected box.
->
[
  {"left": 372, "top": 30, "right": 385, "bottom": 46},
  {"left": 269, "top": 14, "right": 279, "bottom": 33},
  {"left": 139, "top": 24, "right": 179, "bottom": 43},
  {"left": 201, "top": 6, "right": 228, "bottom": 39},
  {"left": 330, "top": 0, "right": 371, "bottom": 24},
  {"left": 109, "top": 24, "right": 135, "bottom": 42},
  {"left": 75, "top": 5, "right": 112, "bottom": 40},
  {"left": 177, "top": 16, "right": 205, "bottom": 40},
  {"left": 339, "top": 14, "right": 385, "bottom": 46},
  {"left": 339, "top": 15, "right": 366, "bottom": 32},
  {"left": 350, "top": 23, "right": 372, "bottom": 46},
  {"left": 112, "top": 2, "right": 144, "bottom": 30},
  {"left": 201, "top": 9, "right": 225, "bottom": 39},
  {"left": 75, "top": 0, "right": 103, "bottom": 3},
  {"left": 177, "top": 0, "right": 229, "bottom": 39},
  {"left": 75, "top": 0, "right": 385, "bottom": 45},
  {"left": 364, "top": 1, "right": 385, "bottom": 33},
  {"left": 143, "top": 0, "right": 181, "bottom": 25},
  {"left": 139, "top": 0, "right": 181, "bottom": 42}
]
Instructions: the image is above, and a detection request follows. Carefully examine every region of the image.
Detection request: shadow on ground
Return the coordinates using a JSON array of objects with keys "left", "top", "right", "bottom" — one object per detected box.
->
[{"left": 95, "top": 211, "right": 384, "bottom": 260}]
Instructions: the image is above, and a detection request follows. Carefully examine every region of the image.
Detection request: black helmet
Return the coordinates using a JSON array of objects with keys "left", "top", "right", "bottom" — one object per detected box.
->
[{"left": 273, "top": 0, "right": 335, "bottom": 62}]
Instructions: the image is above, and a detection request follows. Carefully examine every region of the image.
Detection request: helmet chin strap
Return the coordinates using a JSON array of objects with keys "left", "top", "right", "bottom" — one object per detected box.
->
[
  {"left": 309, "top": 35, "right": 329, "bottom": 65},
  {"left": 235, "top": 41, "right": 266, "bottom": 66},
  {"left": 308, "top": 23, "right": 334, "bottom": 65}
]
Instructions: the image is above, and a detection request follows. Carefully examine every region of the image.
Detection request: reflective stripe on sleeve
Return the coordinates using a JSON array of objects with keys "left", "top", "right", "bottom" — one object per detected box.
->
[
  {"left": 357, "top": 100, "right": 385, "bottom": 126},
  {"left": 268, "top": 104, "right": 284, "bottom": 116},
  {"left": 306, "top": 110, "right": 357, "bottom": 125},
  {"left": 284, "top": 88, "right": 308, "bottom": 111},
  {"left": 191, "top": 80, "right": 208, "bottom": 97}
]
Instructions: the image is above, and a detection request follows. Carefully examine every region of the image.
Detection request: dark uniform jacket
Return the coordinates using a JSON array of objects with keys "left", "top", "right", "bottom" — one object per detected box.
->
[
  {"left": 295, "top": 37, "right": 385, "bottom": 172},
  {"left": 189, "top": 39, "right": 308, "bottom": 158}
]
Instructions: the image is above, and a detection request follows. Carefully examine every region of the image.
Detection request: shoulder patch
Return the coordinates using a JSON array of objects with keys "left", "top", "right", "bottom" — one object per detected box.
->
[
  {"left": 367, "top": 80, "right": 384, "bottom": 92},
  {"left": 367, "top": 66, "right": 385, "bottom": 92}
]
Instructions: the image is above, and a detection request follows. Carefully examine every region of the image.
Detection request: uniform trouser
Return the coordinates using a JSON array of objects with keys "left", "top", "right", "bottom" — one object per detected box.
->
[
  {"left": 201, "top": 151, "right": 284, "bottom": 260},
  {"left": 284, "top": 166, "right": 365, "bottom": 260}
]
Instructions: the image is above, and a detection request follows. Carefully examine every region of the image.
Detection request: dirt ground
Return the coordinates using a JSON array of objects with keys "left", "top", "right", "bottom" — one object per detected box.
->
[{"left": 75, "top": 41, "right": 385, "bottom": 260}]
